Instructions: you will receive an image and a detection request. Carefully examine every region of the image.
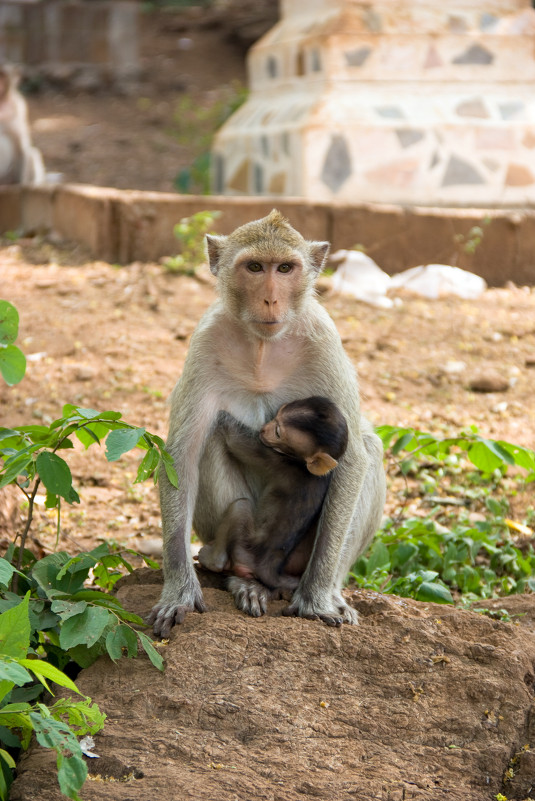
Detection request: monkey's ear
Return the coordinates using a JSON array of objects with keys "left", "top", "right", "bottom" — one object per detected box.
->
[
  {"left": 306, "top": 452, "right": 338, "bottom": 476},
  {"left": 205, "top": 234, "right": 226, "bottom": 276},
  {"left": 308, "top": 242, "right": 330, "bottom": 274}
]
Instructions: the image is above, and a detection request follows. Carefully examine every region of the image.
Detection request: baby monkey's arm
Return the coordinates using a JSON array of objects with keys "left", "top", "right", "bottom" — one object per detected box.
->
[{"left": 216, "top": 410, "right": 276, "bottom": 468}]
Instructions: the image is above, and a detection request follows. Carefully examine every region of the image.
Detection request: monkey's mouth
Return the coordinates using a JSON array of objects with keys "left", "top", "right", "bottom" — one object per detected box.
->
[{"left": 259, "top": 432, "right": 277, "bottom": 449}]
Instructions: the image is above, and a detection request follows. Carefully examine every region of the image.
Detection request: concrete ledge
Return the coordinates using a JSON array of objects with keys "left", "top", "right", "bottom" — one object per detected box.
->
[
  {"left": 0, "top": 186, "right": 22, "bottom": 234},
  {"left": 113, "top": 192, "right": 330, "bottom": 263},
  {"left": 53, "top": 185, "right": 123, "bottom": 263},
  {"left": 1, "top": 184, "right": 534, "bottom": 286}
]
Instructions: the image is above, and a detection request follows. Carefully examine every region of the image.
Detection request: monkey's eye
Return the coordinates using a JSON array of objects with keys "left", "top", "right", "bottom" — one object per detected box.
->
[
  {"left": 277, "top": 263, "right": 293, "bottom": 274},
  {"left": 247, "top": 262, "right": 263, "bottom": 273},
  {"left": 275, "top": 424, "right": 281, "bottom": 438}
]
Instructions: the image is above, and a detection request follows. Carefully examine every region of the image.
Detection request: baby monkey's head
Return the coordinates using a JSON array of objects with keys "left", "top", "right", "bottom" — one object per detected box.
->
[{"left": 260, "top": 396, "right": 348, "bottom": 476}]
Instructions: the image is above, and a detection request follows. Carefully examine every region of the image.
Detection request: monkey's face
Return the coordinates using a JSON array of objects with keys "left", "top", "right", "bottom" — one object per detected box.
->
[
  {"left": 260, "top": 405, "right": 339, "bottom": 476},
  {"left": 230, "top": 255, "right": 306, "bottom": 340}
]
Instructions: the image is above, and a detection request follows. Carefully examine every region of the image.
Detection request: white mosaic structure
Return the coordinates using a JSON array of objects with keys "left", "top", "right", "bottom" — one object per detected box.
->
[{"left": 211, "top": 0, "right": 535, "bottom": 205}]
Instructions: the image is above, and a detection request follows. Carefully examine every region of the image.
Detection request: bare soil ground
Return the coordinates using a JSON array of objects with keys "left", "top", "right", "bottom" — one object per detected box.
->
[{"left": 3, "top": 6, "right": 535, "bottom": 800}]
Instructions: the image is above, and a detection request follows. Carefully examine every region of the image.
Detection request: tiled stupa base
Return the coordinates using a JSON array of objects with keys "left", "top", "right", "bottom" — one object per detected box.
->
[{"left": 212, "top": 0, "right": 535, "bottom": 206}]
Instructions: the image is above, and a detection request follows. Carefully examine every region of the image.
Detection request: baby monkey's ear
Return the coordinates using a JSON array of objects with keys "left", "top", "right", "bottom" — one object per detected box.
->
[{"left": 306, "top": 452, "right": 338, "bottom": 476}]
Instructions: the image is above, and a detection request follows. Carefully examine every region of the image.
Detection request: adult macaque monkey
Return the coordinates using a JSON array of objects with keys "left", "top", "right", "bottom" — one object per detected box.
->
[
  {"left": 149, "top": 210, "right": 386, "bottom": 637},
  {"left": 0, "top": 66, "right": 45, "bottom": 185}
]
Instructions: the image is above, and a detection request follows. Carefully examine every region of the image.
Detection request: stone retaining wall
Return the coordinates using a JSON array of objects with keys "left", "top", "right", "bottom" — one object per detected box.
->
[{"left": 1, "top": 183, "right": 534, "bottom": 286}]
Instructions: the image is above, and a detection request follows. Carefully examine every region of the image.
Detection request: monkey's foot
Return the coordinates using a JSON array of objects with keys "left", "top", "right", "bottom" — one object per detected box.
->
[
  {"left": 333, "top": 592, "right": 359, "bottom": 625},
  {"left": 282, "top": 590, "right": 359, "bottom": 627},
  {"left": 227, "top": 576, "right": 271, "bottom": 618},
  {"left": 197, "top": 544, "right": 228, "bottom": 573},
  {"left": 149, "top": 584, "right": 207, "bottom": 638}
]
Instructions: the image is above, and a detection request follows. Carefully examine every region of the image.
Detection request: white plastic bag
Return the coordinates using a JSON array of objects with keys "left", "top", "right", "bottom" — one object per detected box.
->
[
  {"left": 389, "top": 264, "right": 487, "bottom": 300},
  {"left": 331, "top": 250, "right": 393, "bottom": 308}
]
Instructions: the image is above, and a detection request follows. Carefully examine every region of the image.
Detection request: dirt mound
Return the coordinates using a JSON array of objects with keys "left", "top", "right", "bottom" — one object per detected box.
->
[{"left": 10, "top": 569, "right": 535, "bottom": 801}]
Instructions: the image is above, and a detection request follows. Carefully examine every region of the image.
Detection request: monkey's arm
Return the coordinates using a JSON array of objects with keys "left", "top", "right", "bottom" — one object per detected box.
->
[
  {"left": 149, "top": 332, "right": 219, "bottom": 637},
  {"left": 282, "top": 338, "right": 386, "bottom": 626},
  {"left": 216, "top": 410, "right": 275, "bottom": 469}
]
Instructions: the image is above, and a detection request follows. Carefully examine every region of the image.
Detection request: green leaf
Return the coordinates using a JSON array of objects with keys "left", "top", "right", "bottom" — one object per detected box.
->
[
  {"left": 392, "top": 432, "right": 415, "bottom": 455},
  {"left": 499, "top": 442, "right": 535, "bottom": 473},
  {"left": 114, "top": 608, "right": 145, "bottom": 626},
  {"left": 0, "top": 560, "right": 15, "bottom": 589},
  {"left": 391, "top": 542, "right": 418, "bottom": 570},
  {"left": 0, "top": 345, "right": 26, "bottom": 385},
  {"left": 137, "top": 631, "right": 164, "bottom": 671},
  {"left": 105, "top": 624, "right": 139, "bottom": 663},
  {"left": 0, "top": 301, "right": 19, "bottom": 346},
  {"left": 0, "top": 594, "right": 30, "bottom": 658},
  {"left": 31, "top": 707, "right": 79, "bottom": 752},
  {"left": 0, "top": 660, "right": 32, "bottom": 686},
  {"left": 478, "top": 438, "right": 515, "bottom": 466},
  {"left": 0, "top": 451, "right": 34, "bottom": 488},
  {"left": 105, "top": 427, "right": 146, "bottom": 462},
  {"left": 67, "top": 642, "right": 105, "bottom": 670},
  {"left": 18, "top": 659, "right": 81, "bottom": 696},
  {"left": 62, "top": 406, "right": 121, "bottom": 422},
  {"left": 30, "top": 711, "right": 88, "bottom": 800},
  {"left": 59, "top": 607, "right": 112, "bottom": 650},
  {"left": 0, "top": 750, "right": 14, "bottom": 801},
  {"left": 0, "top": 701, "right": 33, "bottom": 713},
  {"left": 57, "top": 752, "right": 87, "bottom": 800},
  {"left": 35, "top": 452, "right": 79, "bottom": 503},
  {"left": 16, "top": 424, "right": 53, "bottom": 443},
  {"left": 467, "top": 441, "right": 504, "bottom": 473},
  {"left": 366, "top": 541, "right": 390, "bottom": 575},
  {"left": 75, "top": 421, "right": 111, "bottom": 449},
  {"left": 50, "top": 600, "right": 88, "bottom": 621},
  {"left": 416, "top": 582, "right": 453, "bottom": 604},
  {"left": 0, "top": 725, "right": 20, "bottom": 749},
  {"left": 70, "top": 590, "right": 123, "bottom": 608},
  {"left": 135, "top": 447, "right": 159, "bottom": 483},
  {"left": 0, "top": 748, "right": 16, "bottom": 771},
  {"left": 160, "top": 450, "right": 179, "bottom": 488},
  {"left": 32, "top": 552, "right": 87, "bottom": 596}
]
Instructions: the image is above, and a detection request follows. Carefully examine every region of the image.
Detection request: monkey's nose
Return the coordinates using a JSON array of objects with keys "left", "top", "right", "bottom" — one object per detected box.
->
[{"left": 264, "top": 298, "right": 277, "bottom": 307}]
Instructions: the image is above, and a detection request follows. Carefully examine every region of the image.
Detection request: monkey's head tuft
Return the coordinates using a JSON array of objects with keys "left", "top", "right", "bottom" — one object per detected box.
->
[{"left": 206, "top": 211, "right": 329, "bottom": 278}]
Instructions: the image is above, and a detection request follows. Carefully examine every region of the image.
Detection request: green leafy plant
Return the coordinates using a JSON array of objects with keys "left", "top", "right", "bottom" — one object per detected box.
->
[
  {"left": 350, "top": 425, "right": 535, "bottom": 605},
  {"left": 0, "top": 403, "right": 173, "bottom": 798},
  {"left": 0, "top": 310, "right": 178, "bottom": 797},
  {"left": 376, "top": 425, "right": 535, "bottom": 479},
  {"left": 0, "top": 404, "right": 178, "bottom": 568},
  {"left": 0, "top": 546, "right": 164, "bottom": 671},
  {"left": 454, "top": 217, "right": 490, "bottom": 257},
  {"left": 0, "top": 592, "right": 106, "bottom": 801},
  {"left": 164, "top": 210, "right": 221, "bottom": 274},
  {"left": 0, "top": 300, "right": 26, "bottom": 386}
]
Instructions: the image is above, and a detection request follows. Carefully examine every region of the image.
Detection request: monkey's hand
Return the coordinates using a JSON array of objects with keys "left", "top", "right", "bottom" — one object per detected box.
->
[
  {"left": 148, "top": 581, "right": 207, "bottom": 638},
  {"left": 215, "top": 410, "right": 238, "bottom": 429},
  {"left": 282, "top": 588, "right": 358, "bottom": 627}
]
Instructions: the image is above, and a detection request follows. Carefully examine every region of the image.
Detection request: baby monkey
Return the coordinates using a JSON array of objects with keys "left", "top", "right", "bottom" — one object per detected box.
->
[{"left": 197, "top": 397, "right": 348, "bottom": 596}]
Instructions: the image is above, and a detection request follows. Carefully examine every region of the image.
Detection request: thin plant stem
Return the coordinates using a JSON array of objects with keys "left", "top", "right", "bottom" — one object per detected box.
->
[{"left": 13, "top": 477, "right": 41, "bottom": 589}]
